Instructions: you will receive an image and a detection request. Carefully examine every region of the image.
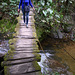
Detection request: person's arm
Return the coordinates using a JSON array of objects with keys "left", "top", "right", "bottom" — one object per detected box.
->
[
  {"left": 29, "top": 0, "right": 33, "bottom": 7},
  {"left": 19, "top": 0, "right": 22, "bottom": 9},
  {"left": 18, "top": 0, "right": 22, "bottom": 12},
  {"left": 29, "top": 0, "right": 35, "bottom": 10}
]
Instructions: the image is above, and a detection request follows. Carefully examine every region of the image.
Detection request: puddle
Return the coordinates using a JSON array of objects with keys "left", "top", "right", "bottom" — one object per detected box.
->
[{"left": 38, "top": 38, "right": 75, "bottom": 74}]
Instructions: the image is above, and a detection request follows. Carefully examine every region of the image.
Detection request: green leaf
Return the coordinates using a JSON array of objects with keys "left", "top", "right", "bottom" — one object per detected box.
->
[
  {"left": 55, "top": 14, "right": 60, "bottom": 18},
  {"left": 47, "top": 8, "right": 53, "bottom": 14},
  {"left": 43, "top": 10, "right": 47, "bottom": 16},
  {"left": 2, "top": 3, "right": 8, "bottom": 6},
  {"left": 41, "top": 20, "right": 46, "bottom": 23},
  {"left": 37, "top": 7, "right": 41, "bottom": 13},
  {"left": 47, "top": 2, "right": 50, "bottom": 6},
  {"left": 48, "top": 0, "right": 52, "bottom": 3},
  {"left": 0, "top": 5, "right": 3, "bottom": 8},
  {"left": 14, "top": 12, "right": 18, "bottom": 16},
  {"left": 10, "top": 0, "right": 16, "bottom": 3},
  {"left": 46, "top": 18, "right": 50, "bottom": 22},
  {"left": 41, "top": 2, "right": 45, "bottom": 6}
]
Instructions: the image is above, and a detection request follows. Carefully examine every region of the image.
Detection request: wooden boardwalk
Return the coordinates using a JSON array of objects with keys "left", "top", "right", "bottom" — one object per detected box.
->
[{"left": 2, "top": 9, "right": 41, "bottom": 75}]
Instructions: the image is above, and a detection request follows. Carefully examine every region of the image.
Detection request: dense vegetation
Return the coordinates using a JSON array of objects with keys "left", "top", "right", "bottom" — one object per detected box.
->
[
  {"left": 0, "top": 0, "right": 75, "bottom": 40},
  {"left": 34, "top": 0, "right": 75, "bottom": 41},
  {"left": 0, "top": 0, "right": 19, "bottom": 39}
]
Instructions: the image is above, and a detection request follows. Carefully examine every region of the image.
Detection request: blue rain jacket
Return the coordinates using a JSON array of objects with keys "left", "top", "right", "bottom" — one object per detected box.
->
[{"left": 19, "top": 0, "right": 33, "bottom": 9}]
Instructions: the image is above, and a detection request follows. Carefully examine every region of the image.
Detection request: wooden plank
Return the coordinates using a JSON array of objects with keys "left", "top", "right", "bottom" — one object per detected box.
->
[{"left": 4, "top": 62, "right": 40, "bottom": 75}]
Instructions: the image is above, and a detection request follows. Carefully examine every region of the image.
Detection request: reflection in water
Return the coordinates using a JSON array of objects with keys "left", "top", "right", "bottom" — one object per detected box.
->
[{"left": 38, "top": 38, "right": 75, "bottom": 75}]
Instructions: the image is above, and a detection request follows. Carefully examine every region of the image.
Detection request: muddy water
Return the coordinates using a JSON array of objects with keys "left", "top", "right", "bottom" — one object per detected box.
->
[{"left": 38, "top": 38, "right": 75, "bottom": 75}]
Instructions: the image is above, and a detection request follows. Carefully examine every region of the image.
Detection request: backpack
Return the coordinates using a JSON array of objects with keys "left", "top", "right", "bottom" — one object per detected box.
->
[{"left": 23, "top": 0, "right": 30, "bottom": 12}]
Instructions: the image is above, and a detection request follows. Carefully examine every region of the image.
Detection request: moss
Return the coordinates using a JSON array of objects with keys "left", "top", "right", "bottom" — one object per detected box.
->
[
  {"left": 7, "top": 49, "right": 15, "bottom": 55},
  {"left": 9, "top": 45, "right": 15, "bottom": 50},
  {"left": 15, "top": 25, "right": 19, "bottom": 32},
  {"left": 33, "top": 19, "right": 35, "bottom": 22},
  {"left": 13, "top": 33, "right": 17, "bottom": 37},
  {"left": 4, "top": 66, "right": 10, "bottom": 75},
  {"left": 4, "top": 66, "right": 7, "bottom": 75},
  {"left": 33, "top": 53, "right": 41, "bottom": 62},
  {"left": 33, "top": 44, "right": 39, "bottom": 49},
  {"left": 2, "top": 60, "right": 12, "bottom": 67},
  {"left": 33, "top": 49, "right": 40, "bottom": 53},
  {"left": 9, "top": 38, "right": 17, "bottom": 51},
  {"left": 4, "top": 51, "right": 14, "bottom": 61},
  {"left": 35, "top": 26, "right": 44, "bottom": 40},
  {"left": 4, "top": 49, "right": 14, "bottom": 59},
  {"left": 4, "top": 37, "right": 16, "bottom": 61},
  {"left": 35, "top": 72, "right": 42, "bottom": 75},
  {"left": 4, "top": 36, "right": 17, "bottom": 61},
  {"left": 30, "top": 17, "right": 35, "bottom": 22},
  {"left": 17, "top": 15, "right": 21, "bottom": 21},
  {"left": 35, "top": 54, "right": 41, "bottom": 62},
  {"left": 33, "top": 61, "right": 41, "bottom": 71},
  {"left": 31, "top": 14, "right": 35, "bottom": 21},
  {"left": 32, "top": 40, "right": 38, "bottom": 46},
  {"left": 1, "top": 62, "right": 4, "bottom": 67},
  {"left": 8, "top": 39, "right": 12, "bottom": 44},
  {"left": 4, "top": 36, "right": 16, "bottom": 61},
  {"left": 8, "top": 38, "right": 17, "bottom": 44},
  {"left": 32, "top": 34, "right": 41, "bottom": 61},
  {"left": 32, "top": 41, "right": 37, "bottom": 45},
  {"left": 32, "top": 44, "right": 39, "bottom": 53},
  {"left": 32, "top": 24, "right": 36, "bottom": 29},
  {"left": 15, "top": 23, "right": 20, "bottom": 30},
  {"left": 4, "top": 51, "right": 11, "bottom": 61},
  {"left": 14, "top": 16, "right": 21, "bottom": 36}
]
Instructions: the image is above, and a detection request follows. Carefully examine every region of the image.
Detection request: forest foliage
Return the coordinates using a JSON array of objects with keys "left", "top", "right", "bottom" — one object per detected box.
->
[
  {"left": 0, "top": 0, "right": 75, "bottom": 40},
  {"left": 0, "top": 0, "right": 19, "bottom": 39},
  {"left": 0, "top": 0, "right": 19, "bottom": 19},
  {"left": 34, "top": 0, "right": 75, "bottom": 41}
]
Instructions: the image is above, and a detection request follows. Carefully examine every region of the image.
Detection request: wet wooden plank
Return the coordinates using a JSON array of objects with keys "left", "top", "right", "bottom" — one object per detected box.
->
[
  {"left": 5, "top": 53, "right": 35, "bottom": 61},
  {"left": 4, "top": 62, "right": 40, "bottom": 75},
  {"left": 8, "top": 71, "right": 42, "bottom": 75},
  {"left": 15, "top": 48, "right": 38, "bottom": 51},
  {"left": 3, "top": 58, "right": 35, "bottom": 66}
]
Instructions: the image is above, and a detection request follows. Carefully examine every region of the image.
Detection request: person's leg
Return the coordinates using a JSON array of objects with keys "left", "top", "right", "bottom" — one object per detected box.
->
[
  {"left": 26, "top": 12, "right": 29, "bottom": 28},
  {"left": 22, "top": 9, "right": 25, "bottom": 23}
]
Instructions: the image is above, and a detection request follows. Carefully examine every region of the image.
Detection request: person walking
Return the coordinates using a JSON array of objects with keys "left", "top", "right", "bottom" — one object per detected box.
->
[{"left": 18, "top": 0, "right": 35, "bottom": 28}]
